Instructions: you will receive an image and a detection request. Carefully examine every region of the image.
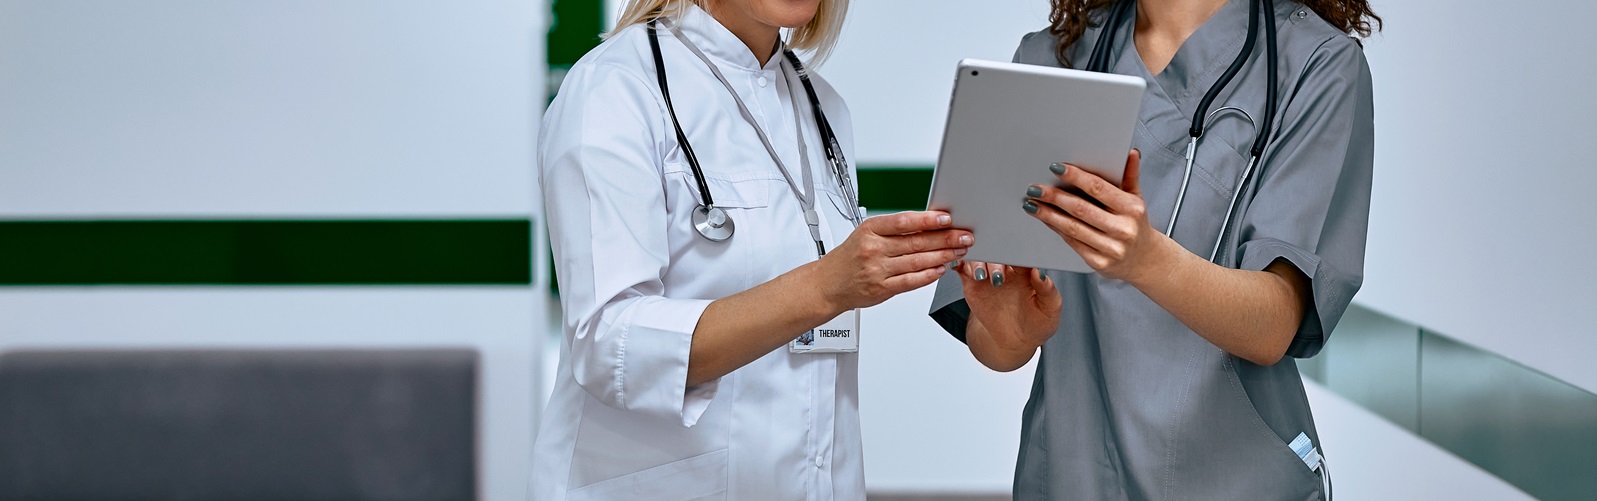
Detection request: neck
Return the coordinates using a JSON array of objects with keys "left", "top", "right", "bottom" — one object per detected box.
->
[
  {"left": 704, "top": 1, "right": 782, "bottom": 67},
  {"left": 1133, "top": 0, "right": 1231, "bottom": 75},
  {"left": 1135, "top": 0, "right": 1230, "bottom": 37}
]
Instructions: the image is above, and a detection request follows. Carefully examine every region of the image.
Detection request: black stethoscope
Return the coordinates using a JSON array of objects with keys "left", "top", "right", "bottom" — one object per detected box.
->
[
  {"left": 1087, "top": 0, "right": 1280, "bottom": 262},
  {"left": 647, "top": 19, "right": 859, "bottom": 246}
]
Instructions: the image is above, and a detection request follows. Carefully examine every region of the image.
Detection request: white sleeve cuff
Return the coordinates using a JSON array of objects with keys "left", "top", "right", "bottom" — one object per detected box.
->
[{"left": 613, "top": 297, "right": 719, "bottom": 427}]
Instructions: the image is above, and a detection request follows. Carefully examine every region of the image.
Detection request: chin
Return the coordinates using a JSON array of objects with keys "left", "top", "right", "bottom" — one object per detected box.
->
[{"left": 757, "top": 0, "right": 822, "bottom": 29}]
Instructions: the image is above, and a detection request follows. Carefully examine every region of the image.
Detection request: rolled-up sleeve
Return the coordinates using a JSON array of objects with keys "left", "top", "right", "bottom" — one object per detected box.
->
[
  {"left": 1234, "top": 38, "right": 1375, "bottom": 359},
  {"left": 540, "top": 62, "right": 718, "bottom": 426}
]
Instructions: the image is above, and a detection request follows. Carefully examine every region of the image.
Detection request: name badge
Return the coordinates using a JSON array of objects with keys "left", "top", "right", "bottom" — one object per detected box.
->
[{"left": 790, "top": 309, "right": 860, "bottom": 354}]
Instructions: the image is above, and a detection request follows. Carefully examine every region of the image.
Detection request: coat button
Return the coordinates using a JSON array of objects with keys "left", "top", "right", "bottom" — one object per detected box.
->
[
  {"left": 757, "top": 76, "right": 769, "bottom": 87},
  {"left": 814, "top": 455, "right": 824, "bottom": 468}
]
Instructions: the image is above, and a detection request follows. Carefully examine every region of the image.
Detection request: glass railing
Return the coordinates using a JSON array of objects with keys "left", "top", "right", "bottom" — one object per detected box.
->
[{"left": 1299, "top": 304, "right": 1597, "bottom": 501}]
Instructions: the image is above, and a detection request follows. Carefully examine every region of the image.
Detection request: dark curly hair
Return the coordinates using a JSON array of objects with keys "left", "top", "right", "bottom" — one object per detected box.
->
[{"left": 1048, "top": 0, "right": 1382, "bottom": 67}]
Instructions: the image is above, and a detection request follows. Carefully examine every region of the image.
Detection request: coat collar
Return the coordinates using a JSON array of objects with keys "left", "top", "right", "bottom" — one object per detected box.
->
[{"left": 673, "top": 3, "right": 783, "bottom": 72}]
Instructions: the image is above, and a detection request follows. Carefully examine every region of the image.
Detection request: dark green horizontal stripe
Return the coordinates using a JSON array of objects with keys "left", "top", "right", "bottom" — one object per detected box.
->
[
  {"left": 0, "top": 220, "right": 529, "bottom": 285},
  {"left": 856, "top": 166, "right": 933, "bottom": 211}
]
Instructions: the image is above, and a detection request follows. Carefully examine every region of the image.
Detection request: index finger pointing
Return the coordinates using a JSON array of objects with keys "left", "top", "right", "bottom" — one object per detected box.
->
[{"left": 866, "top": 211, "right": 953, "bottom": 236}]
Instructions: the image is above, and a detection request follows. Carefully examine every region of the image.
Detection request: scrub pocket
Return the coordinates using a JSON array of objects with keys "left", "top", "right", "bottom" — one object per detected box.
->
[
  {"left": 567, "top": 448, "right": 729, "bottom": 501},
  {"left": 1213, "top": 358, "right": 1324, "bottom": 499}
]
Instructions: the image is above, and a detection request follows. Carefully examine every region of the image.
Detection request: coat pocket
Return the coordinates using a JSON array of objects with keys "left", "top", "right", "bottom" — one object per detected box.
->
[
  {"left": 567, "top": 448, "right": 728, "bottom": 501},
  {"left": 664, "top": 166, "right": 776, "bottom": 209}
]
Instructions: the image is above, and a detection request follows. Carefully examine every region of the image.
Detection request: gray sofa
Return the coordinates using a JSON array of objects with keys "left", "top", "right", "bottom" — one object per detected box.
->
[{"left": 0, "top": 349, "right": 478, "bottom": 501}]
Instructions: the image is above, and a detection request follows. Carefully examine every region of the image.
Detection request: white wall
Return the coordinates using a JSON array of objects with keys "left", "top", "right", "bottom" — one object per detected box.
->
[
  {"left": 0, "top": 2, "right": 548, "bottom": 500},
  {"left": 827, "top": 0, "right": 1051, "bottom": 164},
  {"left": 1353, "top": 1, "right": 1597, "bottom": 393},
  {"left": 0, "top": 0, "right": 541, "bottom": 219},
  {"left": 859, "top": 287, "right": 1038, "bottom": 494}
]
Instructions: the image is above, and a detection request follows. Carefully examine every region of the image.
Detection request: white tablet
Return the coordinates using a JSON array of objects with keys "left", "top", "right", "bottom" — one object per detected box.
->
[{"left": 927, "top": 59, "right": 1146, "bottom": 273}]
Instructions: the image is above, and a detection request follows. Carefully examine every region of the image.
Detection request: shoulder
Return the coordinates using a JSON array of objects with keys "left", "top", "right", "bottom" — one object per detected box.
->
[
  {"left": 541, "top": 24, "right": 670, "bottom": 161},
  {"left": 556, "top": 23, "right": 660, "bottom": 102},
  {"left": 1277, "top": 2, "right": 1370, "bottom": 81},
  {"left": 1013, "top": 29, "right": 1062, "bottom": 67},
  {"left": 797, "top": 62, "right": 854, "bottom": 128},
  {"left": 545, "top": 23, "right": 670, "bottom": 135}
]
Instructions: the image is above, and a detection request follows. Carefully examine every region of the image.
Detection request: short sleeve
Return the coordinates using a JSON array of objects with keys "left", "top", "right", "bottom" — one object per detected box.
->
[
  {"left": 1233, "top": 39, "right": 1375, "bottom": 359},
  {"left": 929, "top": 272, "right": 972, "bottom": 344}
]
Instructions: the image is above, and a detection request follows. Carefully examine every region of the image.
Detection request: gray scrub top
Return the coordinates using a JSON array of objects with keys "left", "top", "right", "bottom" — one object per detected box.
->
[{"left": 929, "top": 1, "right": 1374, "bottom": 499}]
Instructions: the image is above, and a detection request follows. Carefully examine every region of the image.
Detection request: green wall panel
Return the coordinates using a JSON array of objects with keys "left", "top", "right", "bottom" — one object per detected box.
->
[
  {"left": 856, "top": 166, "right": 933, "bottom": 212},
  {"left": 548, "top": 0, "right": 605, "bottom": 68},
  {"left": 0, "top": 220, "right": 530, "bottom": 285}
]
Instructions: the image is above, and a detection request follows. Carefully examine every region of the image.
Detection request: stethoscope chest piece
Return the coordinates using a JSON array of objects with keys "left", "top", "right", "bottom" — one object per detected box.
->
[{"left": 693, "top": 205, "right": 734, "bottom": 242}]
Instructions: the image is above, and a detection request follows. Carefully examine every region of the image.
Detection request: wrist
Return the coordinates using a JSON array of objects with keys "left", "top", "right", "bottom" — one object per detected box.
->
[
  {"left": 1125, "top": 232, "right": 1187, "bottom": 290},
  {"left": 794, "top": 260, "right": 849, "bottom": 320},
  {"left": 976, "top": 315, "right": 1045, "bottom": 353}
]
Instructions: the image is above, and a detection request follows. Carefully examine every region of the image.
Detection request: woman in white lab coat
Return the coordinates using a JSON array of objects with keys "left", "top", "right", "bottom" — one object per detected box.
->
[{"left": 531, "top": 0, "right": 974, "bottom": 499}]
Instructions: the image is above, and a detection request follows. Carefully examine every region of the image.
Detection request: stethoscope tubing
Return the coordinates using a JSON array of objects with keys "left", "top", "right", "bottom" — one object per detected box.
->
[
  {"left": 647, "top": 19, "right": 858, "bottom": 243},
  {"left": 1088, "top": 0, "right": 1280, "bottom": 265},
  {"left": 648, "top": 20, "right": 716, "bottom": 209},
  {"left": 786, "top": 53, "right": 863, "bottom": 223}
]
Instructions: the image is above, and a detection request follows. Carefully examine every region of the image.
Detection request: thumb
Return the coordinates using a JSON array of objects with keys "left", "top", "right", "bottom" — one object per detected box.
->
[
  {"left": 1122, "top": 149, "right": 1142, "bottom": 196},
  {"left": 1028, "top": 268, "right": 1063, "bottom": 311}
]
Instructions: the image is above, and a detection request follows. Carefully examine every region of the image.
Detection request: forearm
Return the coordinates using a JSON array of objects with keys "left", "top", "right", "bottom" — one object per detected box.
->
[
  {"left": 964, "top": 315, "right": 1041, "bottom": 372},
  {"left": 1131, "top": 235, "right": 1306, "bottom": 366},
  {"left": 686, "top": 262, "right": 843, "bottom": 387}
]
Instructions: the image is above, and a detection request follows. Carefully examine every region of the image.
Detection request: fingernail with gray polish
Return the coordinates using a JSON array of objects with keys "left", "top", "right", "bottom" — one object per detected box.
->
[
  {"left": 1026, "top": 185, "right": 1043, "bottom": 198},
  {"left": 992, "top": 271, "right": 1005, "bottom": 287},
  {"left": 1023, "top": 201, "right": 1039, "bottom": 214},
  {"left": 948, "top": 261, "right": 959, "bottom": 270},
  {"left": 1049, "top": 163, "right": 1067, "bottom": 175},
  {"left": 974, "top": 267, "right": 987, "bottom": 281}
]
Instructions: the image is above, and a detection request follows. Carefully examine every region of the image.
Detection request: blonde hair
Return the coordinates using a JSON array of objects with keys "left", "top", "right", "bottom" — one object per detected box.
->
[{"left": 610, "top": 0, "right": 849, "bottom": 65}]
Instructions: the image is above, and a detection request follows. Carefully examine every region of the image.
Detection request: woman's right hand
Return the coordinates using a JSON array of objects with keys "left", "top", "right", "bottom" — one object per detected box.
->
[
  {"left": 813, "top": 211, "right": 974, "bottom": 312},
  {"left": 958, "top": 261, "right": 1062, "bottom": 370}
]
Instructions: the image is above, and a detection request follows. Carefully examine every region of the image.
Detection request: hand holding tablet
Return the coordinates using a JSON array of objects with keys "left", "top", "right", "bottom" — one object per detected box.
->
[{"left": 926, "top": 59, "right": 1146, "bottom": 273}]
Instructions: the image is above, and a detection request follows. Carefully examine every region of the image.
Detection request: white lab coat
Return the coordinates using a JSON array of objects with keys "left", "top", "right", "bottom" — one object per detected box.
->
[{"left": 531, "top": 5, "right": 864, "bottom": 501}]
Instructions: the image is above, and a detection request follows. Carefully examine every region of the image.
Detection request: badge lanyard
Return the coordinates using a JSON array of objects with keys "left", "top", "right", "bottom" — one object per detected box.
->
[{"left": 659, "top": 20, "right": 861, "bottom": 354}]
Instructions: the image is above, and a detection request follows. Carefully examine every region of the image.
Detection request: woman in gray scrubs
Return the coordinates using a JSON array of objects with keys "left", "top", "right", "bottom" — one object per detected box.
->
[{"left": 930, "top": 0, "right": 1380, "bottom": 498}]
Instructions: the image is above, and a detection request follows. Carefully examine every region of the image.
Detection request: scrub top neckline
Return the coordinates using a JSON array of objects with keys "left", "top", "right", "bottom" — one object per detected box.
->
[{"left": 1117, "top": 0, "right": 1252, "bottom": 112}]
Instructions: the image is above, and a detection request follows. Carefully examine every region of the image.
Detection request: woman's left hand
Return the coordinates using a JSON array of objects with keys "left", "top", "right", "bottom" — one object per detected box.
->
[{"left": 1023, "top": 149, "right": 1169, "bottom": 284}]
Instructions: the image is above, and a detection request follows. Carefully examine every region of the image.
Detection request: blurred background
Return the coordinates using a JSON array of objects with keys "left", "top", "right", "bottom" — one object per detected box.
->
[{"left": 2, "top": 0, "right": 1594, "bottom": 499}]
